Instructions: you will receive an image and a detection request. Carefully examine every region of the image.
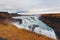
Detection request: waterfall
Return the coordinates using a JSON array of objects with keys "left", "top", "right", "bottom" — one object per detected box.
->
[{"left": 11, "top": 15, "right": 57, "bottom": 39}]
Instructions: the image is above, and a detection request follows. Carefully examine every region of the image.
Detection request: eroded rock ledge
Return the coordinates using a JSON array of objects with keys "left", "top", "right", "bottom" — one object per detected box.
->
[{"left": 40, "top": 14, "right": 60, "bottom": 39}]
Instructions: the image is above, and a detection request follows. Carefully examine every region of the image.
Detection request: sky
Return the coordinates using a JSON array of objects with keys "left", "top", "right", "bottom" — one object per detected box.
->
[{"left": 0, "top": 0, "right": 60, "bottom": 13}]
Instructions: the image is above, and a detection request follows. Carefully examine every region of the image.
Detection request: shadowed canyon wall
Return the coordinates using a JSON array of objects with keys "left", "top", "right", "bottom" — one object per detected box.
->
[{"left": 40, "top": 14, "right": 60, "bottom": 39}]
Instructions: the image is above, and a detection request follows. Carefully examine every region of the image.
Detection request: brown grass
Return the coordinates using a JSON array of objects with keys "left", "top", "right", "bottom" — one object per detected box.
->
[{"left": 0, "top": 19, "right": 54, "bottom": 40}]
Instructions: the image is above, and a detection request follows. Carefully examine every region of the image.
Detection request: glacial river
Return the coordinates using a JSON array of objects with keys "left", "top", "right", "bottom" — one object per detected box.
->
[{"left": 11, "top": 15, "right": 57, "bottom": 40}]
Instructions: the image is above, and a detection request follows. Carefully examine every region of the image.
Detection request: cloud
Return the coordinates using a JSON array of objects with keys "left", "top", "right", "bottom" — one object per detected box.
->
[
  {"left": 0, "top": 0, "right": 60, "bottom": 13},
  {"left": 29, "top": 7, "right": 60, "bottom": 13},
  {"left": 0, "top": 0, "right": 40, "bottom": 10}
]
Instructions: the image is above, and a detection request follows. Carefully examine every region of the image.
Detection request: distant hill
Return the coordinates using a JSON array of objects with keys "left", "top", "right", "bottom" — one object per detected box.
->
[{"left": 0, "top": 12, "right": 22, "bottom": 20}]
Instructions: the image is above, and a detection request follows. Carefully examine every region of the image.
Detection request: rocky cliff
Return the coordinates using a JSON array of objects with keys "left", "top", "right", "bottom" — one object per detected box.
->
[{"left": 40, "top": 14, "right": 60, "bottom": 40}]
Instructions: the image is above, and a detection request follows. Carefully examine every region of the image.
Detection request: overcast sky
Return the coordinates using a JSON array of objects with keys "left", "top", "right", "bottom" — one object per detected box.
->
[{"left": 0, "top": 0, "right": 60, "bottom": 13}]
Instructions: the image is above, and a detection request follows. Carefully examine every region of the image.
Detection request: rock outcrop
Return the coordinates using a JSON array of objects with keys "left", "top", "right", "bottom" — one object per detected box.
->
[{"left": 40, "top": 14, "right": 60, "bottom": 40}]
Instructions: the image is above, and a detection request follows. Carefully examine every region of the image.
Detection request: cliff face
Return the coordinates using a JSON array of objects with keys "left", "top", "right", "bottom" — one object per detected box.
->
[
  {"left": 40, "top": 14, "right": 60, "bottom": 39},
  {"left": 0, "top": 12, "right": 54, "bottom": 40}
]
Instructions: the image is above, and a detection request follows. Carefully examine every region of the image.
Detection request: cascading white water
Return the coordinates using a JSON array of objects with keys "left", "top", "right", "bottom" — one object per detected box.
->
[{"left": 11, "top": 15, "right": 57, "bottom": 40}]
